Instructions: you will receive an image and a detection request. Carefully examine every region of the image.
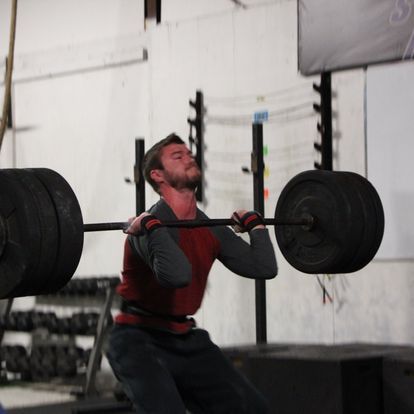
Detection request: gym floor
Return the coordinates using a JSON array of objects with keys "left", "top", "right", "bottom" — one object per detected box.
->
[
  {"left": 0, "top": 369, "right": 131, "bottom": 413},
  {"left": 0, "top": 386, "right": 135, "bottom": 413},
  {"left": 0, "top": 385, "right": 75, "bottom": 411}
]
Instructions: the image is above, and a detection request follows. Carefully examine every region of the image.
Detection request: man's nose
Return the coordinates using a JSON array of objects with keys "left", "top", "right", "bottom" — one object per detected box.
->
[{"left": 185, "top": 153, "right": 196, "bottom": 163}]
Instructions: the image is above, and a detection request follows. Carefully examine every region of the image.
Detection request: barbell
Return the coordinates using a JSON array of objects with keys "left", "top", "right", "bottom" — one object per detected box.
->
[{"left": 0, "top": 168, "right": 384, "bottom": 299}]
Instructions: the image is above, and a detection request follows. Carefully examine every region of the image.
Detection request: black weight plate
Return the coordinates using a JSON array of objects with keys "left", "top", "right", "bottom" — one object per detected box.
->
[
  {"left": 28, "top": 168, "right": 84, "bottom": 293},
  {"left": 342, "top": 172, "right": 384, "bottom": 272},
  {"left": 0, "top": 172, "right": 42, "bottom": 298},
  {"left": 275, "top": 170, "right": 357, "bottom": 274},
  {"left": 338, "top": 172, "right": 375, "bottom": 273},
  {"left": 0, "top": 207, "right": 6, "bottom": 260},
  {"left": 326, "top": 172, "right": 366, "bottom": 274},
  {"left": 2, "top": 169, "right": 59, "bottom": 297},
  {"left": 0, "top": 242, "right": 28, "bottom": 299},
  {"left": 362, "top": 175, "right": 385, "bottom": 260},
  {"left": 355, "top": 172, "right": 384, "bottom": 266}
]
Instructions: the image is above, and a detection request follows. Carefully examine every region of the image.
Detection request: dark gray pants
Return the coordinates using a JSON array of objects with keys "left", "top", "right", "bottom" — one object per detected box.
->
[{"left": 107, "top": 324, "right": 269, "bottom": 414}]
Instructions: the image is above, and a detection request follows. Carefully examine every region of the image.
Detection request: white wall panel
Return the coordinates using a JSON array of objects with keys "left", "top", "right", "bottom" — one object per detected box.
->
[
  {"left": 367, "top": 60, "right": 414, "bottom": 260},
  {"left": 0, "top": 0, "right": 144, "bottom": 55},
  {"left": 13, "top": 60, "right": 149, "bottom": 276}
]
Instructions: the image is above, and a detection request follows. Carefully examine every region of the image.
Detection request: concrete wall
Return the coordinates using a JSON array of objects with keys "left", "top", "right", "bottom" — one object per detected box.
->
[{"left": 0, "top": 0, "right": 413, "bottom": 348}]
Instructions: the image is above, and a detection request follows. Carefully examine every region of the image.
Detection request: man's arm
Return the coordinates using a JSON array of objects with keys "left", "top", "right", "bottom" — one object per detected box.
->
[
  {"left": 127, "top": 213, "right": 192, "bottom": 288},
  {"left": 213, "top": 224, "right": 278, "bottom": 279},
  {"left": 207, "top": 209, "right": 277, "bottom": 279}
]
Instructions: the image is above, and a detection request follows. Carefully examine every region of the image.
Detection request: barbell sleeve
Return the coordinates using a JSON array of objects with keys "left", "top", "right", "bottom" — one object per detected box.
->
[{"left": 83, "top": 222, "right": 128, "bottom": 232}]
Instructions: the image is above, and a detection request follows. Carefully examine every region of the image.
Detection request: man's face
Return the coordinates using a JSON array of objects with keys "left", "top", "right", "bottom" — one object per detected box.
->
[{"left": 157, "top": 143, "right": 201, "bottom": 191}]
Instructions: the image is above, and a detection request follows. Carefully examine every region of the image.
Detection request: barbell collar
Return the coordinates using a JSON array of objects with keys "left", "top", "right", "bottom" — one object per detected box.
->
[{"left": 82, "top": 216, "right": 314, "bottom": 233}]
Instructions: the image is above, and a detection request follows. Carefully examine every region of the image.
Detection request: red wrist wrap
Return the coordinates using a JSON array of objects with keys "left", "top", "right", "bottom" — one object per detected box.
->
[
  {"left": 239, "top": 211, "right": 264, "bottom": 232},
  {"left": 141, "top": 215, "right": 162, "bottom": 234}
]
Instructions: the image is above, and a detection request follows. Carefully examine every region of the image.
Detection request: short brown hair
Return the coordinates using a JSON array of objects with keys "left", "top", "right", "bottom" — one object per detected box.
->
[{"left": 142, "top": 133, "right": 185, "bottom": 193}]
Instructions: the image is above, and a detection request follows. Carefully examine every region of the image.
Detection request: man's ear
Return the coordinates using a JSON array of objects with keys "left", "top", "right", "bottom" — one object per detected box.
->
[{"left": 150, "top": 169, "right": 164, "bottom": 185}]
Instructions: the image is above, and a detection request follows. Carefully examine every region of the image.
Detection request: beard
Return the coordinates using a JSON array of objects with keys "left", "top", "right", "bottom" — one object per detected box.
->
[{"left": 163, "top": 165, "right": 201, "bottom": 191}]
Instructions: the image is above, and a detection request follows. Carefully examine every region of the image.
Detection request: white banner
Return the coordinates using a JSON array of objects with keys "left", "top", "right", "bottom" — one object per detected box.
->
[{"left": 299, "top": 0, "right": 414, "bottom": 75}]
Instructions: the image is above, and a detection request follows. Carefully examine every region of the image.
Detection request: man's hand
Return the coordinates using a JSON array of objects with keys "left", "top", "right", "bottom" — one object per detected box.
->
[
  {"left": 231, "top": 210, "right": 265, "bottom": 233},
  {"left": 124, "top": 212, "right": 162, "bottom": 235},
  {"left": 124, "top": 212, "right": 150, "bottom": 234}
]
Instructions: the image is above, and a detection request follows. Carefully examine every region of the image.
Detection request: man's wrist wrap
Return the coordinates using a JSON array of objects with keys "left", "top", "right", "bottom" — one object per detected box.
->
[
  {"left": 239, "top": 211, "right": 264, "bottom": 232},
  {"left": 141, "top": 215, "right": 162, "bottom": 234}
]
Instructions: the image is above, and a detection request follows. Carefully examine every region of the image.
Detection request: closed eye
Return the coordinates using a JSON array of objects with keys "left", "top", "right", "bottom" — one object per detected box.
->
[{"left": 171, "top": 150, "right": 194, "bottom": 160}]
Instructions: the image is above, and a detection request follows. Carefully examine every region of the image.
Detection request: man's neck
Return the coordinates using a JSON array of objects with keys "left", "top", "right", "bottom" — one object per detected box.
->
[{"left": 160, "top": 187, "right": 197, "bottom": 220}]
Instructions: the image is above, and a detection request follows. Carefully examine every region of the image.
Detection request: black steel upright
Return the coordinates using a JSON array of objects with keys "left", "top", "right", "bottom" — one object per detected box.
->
[
  {"left": 135, "top": 138, "right": 146, "bottom": 214},
  {"left": 188, "top": 91, "right": 204, "bottom": 202},
  {"left": 144, "top": 0, "right": 161, "bottom": 23},
  {"left": 252, "top": 123, "right": 267, "bottom": 344},
  {"left": 313, "top": 72, "right": 333, "bottom": 170}
]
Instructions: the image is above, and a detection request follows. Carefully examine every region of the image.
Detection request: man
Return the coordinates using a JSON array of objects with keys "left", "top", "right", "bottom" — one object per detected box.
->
[{"left": 107, "top": 133, "right": 277, "bottom": 413}]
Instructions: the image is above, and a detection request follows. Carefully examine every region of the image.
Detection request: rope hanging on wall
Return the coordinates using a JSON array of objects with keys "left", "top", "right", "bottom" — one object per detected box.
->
[{"left": 0, "top": 0, "right": 18, "bottom": 151}]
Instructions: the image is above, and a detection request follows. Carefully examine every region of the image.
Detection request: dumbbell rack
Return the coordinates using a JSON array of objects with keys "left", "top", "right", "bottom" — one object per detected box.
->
[{"left": 0, "top": 276, "right": 119, "bottom": 396}]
